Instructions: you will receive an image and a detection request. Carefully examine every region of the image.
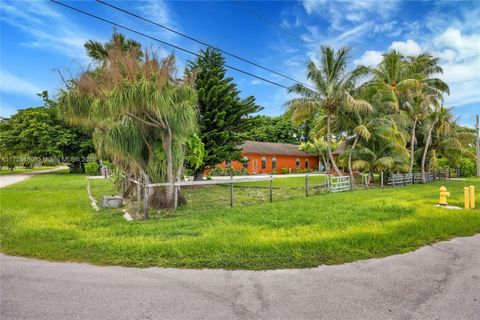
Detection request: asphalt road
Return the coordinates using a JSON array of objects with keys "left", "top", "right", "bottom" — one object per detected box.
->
[
  {"left": 1, "top": 235, "right": 479, "bottom": 320},
  {"left": 0, "top": 166, "right": 68, "bottom": 188}
]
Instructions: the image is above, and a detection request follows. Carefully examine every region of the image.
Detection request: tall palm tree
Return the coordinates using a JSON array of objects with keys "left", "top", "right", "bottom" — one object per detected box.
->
[
  {"left": 371, "top": 51, "right": 449, "bottom": 173},
  {"left": 287, "top": 46, "right": 371, "bottom": 176},
  {"left": 420, "top": 105, "right": 452, "bottom": 182}
]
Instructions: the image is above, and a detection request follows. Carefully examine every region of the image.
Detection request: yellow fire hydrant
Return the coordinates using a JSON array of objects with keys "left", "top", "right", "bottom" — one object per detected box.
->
[{"left": 439, "top": 186, "right": 450, "bottom": 206}]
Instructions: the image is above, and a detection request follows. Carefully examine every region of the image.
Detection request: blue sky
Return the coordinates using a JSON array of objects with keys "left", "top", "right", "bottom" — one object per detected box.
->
[{"left": 1, "top": 0, "right": 479, "bottom": 127}]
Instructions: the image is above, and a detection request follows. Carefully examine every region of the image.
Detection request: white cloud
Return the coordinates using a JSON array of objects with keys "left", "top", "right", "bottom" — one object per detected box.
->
[
  {"left": 429, "top": 29, "right": 480, "bottom": 108},
  {"left": 434, "top": 28, "right": 480, "bottom": 61},
  {"left": 354, "top": 50, "right": 383, "bottom": 66},
  {"left": 0, "top": 0, "right": 96, "bottom": 63},
  {"left": 389, "top": 39, "right": 422, "bottom": 56},
  {"left": 302, "top": 0, "right": 396, "bottom": 31},
  {"left": 0, "top": 70, "right": 42, "bottom": 97}
]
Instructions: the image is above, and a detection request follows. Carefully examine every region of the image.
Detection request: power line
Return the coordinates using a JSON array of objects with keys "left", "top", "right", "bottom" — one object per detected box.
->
[
  {"left": 232, "top": 0, "right": 305, "bottom": 44},
  {"left": 50, "top": 0, "right": 290, "bottom": 90},
  {"left": 96, "top": 0, "right": 313, "bottom": 90}
]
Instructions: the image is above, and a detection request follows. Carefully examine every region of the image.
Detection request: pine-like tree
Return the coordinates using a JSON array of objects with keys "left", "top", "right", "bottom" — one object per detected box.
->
[{"left": 188, "top": 48, "right": 261, "bottom": 180}]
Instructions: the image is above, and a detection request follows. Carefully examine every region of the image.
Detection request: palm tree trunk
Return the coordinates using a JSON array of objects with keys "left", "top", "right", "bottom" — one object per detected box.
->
[
  {"left": 348, "top": 135, "right": 359, "bottom": 182},
  {"left": 409, "top": 116, "right": 418, "bottom": 173},
  {"left": 421, "top": 120, "right": 436, "bottom": 183},
  {"left": 162, "top": 125, "right": 175, "bottom": 207},
  {"left": 326, "top": 113, "right": 342, "bottom": 176}
]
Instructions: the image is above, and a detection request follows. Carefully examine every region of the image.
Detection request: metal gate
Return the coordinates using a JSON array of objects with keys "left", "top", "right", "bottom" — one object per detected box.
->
[{"left": 329, "top": 175, "right": 352, "bottom": 193}]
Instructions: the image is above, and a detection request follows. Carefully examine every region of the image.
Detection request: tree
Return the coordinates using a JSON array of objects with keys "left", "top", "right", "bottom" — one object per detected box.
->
[
  {"left": 188, "top": 48, "right": 261, "bottom": 180},
  {"left": 237, "top": 113, "right": 307, "bottom": 144},
  {"left": 59, "top": 34, "right": 198, "bottom": 209},
  {"left": 0, "top": 106, "right": 93, "bottom": 167},
  {"left": 370, "top": 52, "right": 449, "bottom": 172},
  {"left": 352, "top": 118, "right": 409, "bottom": 182},
  {"left": 300, "top": 137, "right": 330, "bottom": 172},
  {"left": 287, "top": 46, "right": 371, "bottom": 176},
  {"left": 84, "top": 30, "right": 142, "bottom": 63}
]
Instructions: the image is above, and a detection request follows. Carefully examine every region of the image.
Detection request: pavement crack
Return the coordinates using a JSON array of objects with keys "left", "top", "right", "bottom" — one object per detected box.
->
[{"left": 135, "top": 270, "right": 266, "bottom": 320}]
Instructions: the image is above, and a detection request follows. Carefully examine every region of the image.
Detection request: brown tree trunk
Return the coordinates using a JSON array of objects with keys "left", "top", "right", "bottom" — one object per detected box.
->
[
  {"left": 193, "top": 170, "right": 204, "bottom": 181},
  {"left": 348, "top": 135, "right": 359, "bottom": 183},
  {"left": 421, "top": 120, "right": 436, "bottom": 183},
  {"left": 409, "top": 116, "right": 418, "bottom": 173},
  {"left": 326, "top": 113, "right": 342, "bottom": 176},
  {"left": 161, "top": 125, "right": 174, "bottom": 208}
]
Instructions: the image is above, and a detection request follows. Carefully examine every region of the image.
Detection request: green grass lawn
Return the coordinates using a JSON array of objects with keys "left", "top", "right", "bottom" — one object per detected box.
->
[
  {"left": 1, "top": 172, "right": 479, "bottom": 270},
  {"left": 0, "top": 166, "right": 59, "bottom": 176}
]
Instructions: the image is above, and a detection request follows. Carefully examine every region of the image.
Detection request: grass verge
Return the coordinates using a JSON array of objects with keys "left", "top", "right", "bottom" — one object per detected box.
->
[{"left": 1, "top": 172, "right": 479, "bottom": 270}]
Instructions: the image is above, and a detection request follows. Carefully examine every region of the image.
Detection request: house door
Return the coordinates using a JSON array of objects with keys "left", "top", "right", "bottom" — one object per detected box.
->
[{"left": 253, "top": 159, "right": 257, "bottom": 173}]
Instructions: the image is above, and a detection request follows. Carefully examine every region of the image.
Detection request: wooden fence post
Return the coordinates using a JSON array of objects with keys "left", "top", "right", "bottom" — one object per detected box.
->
[
  {"left": 137, "top": 182, "right": 141, "bottom": 213},
  {"left": 230, "top": 174, "right": 234, "bottom": 208},
  {"left": 326, "top": 174, "right": 330, "bottom": 192},
  {"left": 173, "top": 183, "right": 178, "bottom": 211},
  {"left": 269, "top": 175, "right": 273, "bottom": 203},
  {"left": 143, "top": 185, "right": 149, "bottom": 219},
  {"left": 305, "top": 173, "right": 309, "bottom": 197}
]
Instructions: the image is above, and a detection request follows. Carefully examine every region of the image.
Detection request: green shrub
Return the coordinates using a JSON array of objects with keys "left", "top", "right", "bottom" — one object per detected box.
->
[
  {"left": 459, "top": 158, "right": 475, "bottom": 177},
  {"left": 281, "top": 168, "right": 290, "bottom": 174},
  {"left": 209, "top": 166, "right": 248, "bottom": 176},
  {"left": 269, "top": 170, "right": 277, "bottom": 175},
  {"left": 84, "top": 162, "right": 100, "bottom": 176}
]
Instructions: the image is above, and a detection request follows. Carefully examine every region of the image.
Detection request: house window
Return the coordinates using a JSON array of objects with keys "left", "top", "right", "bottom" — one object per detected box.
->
[
  {"left": 242, "top": 156, "right": 249, "bottom": 169},
  {"left": 261, "top": 157, "right": 267, "bottom": 170},
  {"left": 296, "top": 158, "right": 300, "bottom": 169},
  {"left": 271, "top": 157, "right": 277, "bottom": 170},
  {"left": 305, "top": 159, "right": 309, "bottom": 169}
]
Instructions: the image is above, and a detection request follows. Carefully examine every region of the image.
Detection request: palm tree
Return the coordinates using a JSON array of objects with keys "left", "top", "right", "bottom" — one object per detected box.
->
[
  {"left": 352, "top": 118, "right": 409, "bottom": 182},
  {"left": 300, "top": 137, "right": 329, "bottom": 172},
  {"left": 287, "top": 46, "right": 371, "bottom": 176},
  {"left": 59, "top": 36, "right": 198, "bottom": 209},
  {"left": 84, "top": 31, "right": 143, "bottom": 63},
  {"left": 370, "top": 51, "right": 449, "bottom": 173},
  {"left": 420, "top": 105, "right": 452, "bottom": 182}
]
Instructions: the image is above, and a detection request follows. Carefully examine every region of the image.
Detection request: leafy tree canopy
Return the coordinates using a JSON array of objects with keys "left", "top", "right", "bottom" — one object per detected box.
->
[
  {"left": 188, "top": 48, "right": 261, "bottom": 177},
  {"left": 237, "top": 113, "right": 310, "bottom": 144},
  {"left": 0, "top": 105, "right": 93, "bottom": 160}
]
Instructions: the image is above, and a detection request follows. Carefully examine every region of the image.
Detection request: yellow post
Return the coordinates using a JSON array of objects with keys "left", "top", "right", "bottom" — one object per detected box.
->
[
  {"left": 464, "top": 187, "right": 470, "bottom": 209},
  {"left": 469, "top": 186, "right": 475, "bottom": 209}
]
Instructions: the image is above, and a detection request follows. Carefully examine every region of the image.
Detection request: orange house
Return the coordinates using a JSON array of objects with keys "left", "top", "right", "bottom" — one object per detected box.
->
[{"left": 220, "top": 141, "right": 319, "bottom": 174}]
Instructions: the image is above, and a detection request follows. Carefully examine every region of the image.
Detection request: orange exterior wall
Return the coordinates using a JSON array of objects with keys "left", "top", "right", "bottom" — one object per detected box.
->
[{"left": 219, "top": 152, "right": 319, "bottom": 174}]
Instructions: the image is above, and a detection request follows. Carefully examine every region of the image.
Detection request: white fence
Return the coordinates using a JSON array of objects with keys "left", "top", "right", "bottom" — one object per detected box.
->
[
  {"left": 387, "top": 172, "right": 439, "bottom": 186},
  {"left": 328, "top": 176, "right": 352, "bottom": 193}
]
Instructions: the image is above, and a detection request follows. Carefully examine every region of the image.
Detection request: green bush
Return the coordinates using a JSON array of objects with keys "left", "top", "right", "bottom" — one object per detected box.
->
[
  {"left": 459, "top": 158, "right": 475, "bottom": 177},
  {"left": 436, "top": 158, "right": 450, "bottom": 170},
  {"left": 84, "top": 162, "right": 100, "bottom": 176},
  {"left": 209, "top": 166, "right": 248, "bottom": 176},
  {"left": 281, "top": 168, "right": 290, "bottom": 174},
  {"left": 269, "top": 170, "right": 277, "bottom": 175}
]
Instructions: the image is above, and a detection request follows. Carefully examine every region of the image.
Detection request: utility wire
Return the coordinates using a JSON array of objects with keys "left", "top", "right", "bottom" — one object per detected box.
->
[
  {"left": 232, "top": 0, "right": 305, "bottom": 44},
  {"left": 96, "top": 0, "right": 313, "bottom": 90},
  {"left": 50, "top": 0, "right": 290, "bottom": 89}
]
